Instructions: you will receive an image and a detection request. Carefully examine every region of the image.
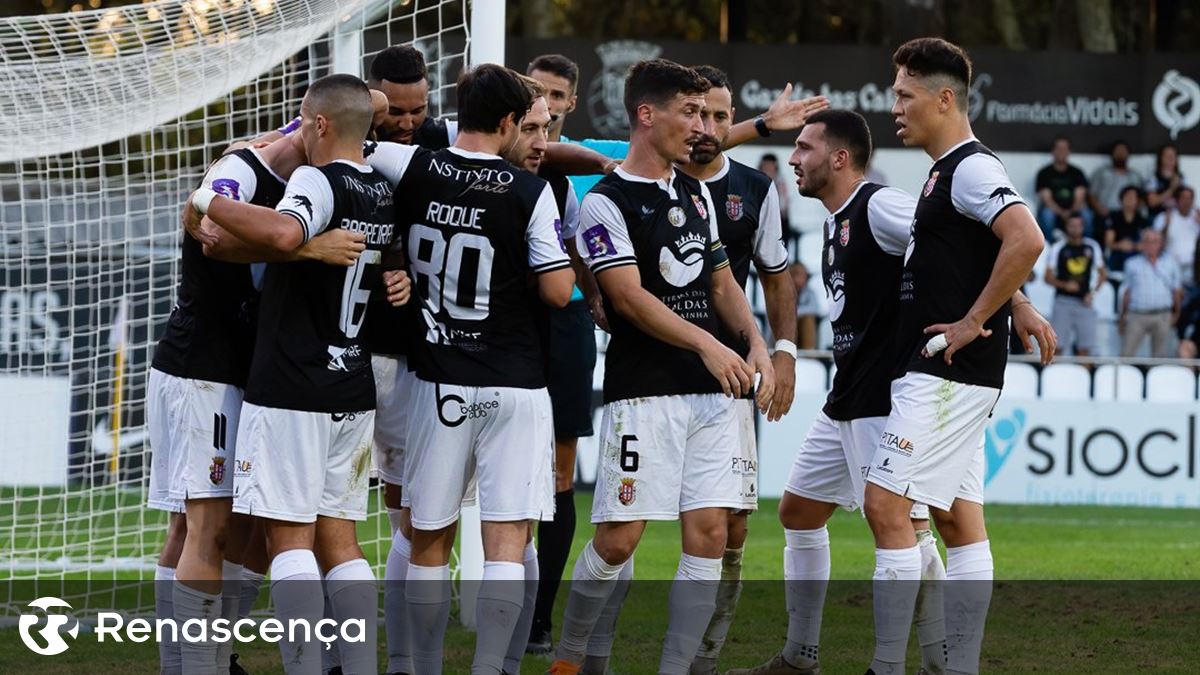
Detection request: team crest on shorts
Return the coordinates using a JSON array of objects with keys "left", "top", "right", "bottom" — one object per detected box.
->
[
  {"left": 839, "top": 219, "right": 851, "bottom": 246},
  {"left": 667, "top": 206, "right": 686, "bottom": 227},
  {"left": 617, "top": 477, "right": 637, "bottom": 506},
  {"left": 691, "top": 195, "right": 708, "bottom": 219},
  {"left": 209, "top": 456, "right": 226, "bottom": 485},
  {"left": 725, "top": 195, "right": 744, "bottom": 221},
  {"left": 922, "top": 171, "right": 940, "bottom": 197}
]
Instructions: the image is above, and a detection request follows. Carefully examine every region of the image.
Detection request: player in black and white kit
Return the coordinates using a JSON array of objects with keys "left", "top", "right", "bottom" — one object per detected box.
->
[
  {"left": 862, "top": 39, "right": 1049, "bottom": 675},
  {"left": 548, "top": 59, "right": 775, "bottom": 675},
  {"left": 671, "top": 64, "right": 798, "bottom": 675},
  {"left": 190, "top": 74, "right": 402, "bottom": 675},
  {"left": 373, "top": 65, "right": 574, "bottom": 675}
]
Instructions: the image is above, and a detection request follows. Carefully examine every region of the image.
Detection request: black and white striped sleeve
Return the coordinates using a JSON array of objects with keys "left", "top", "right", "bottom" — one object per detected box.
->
[
  {"left": 526, "top": 183, "right": 572, "bottom": 273},
  {"left": 951, "top": 153, "right": 1029, "bottom": 227},
  {"left": 752, "top": 185, "right": 789, "bottom": 273},
  {"left": 576, "top": 191, "right": 637, "bottom": 274},
  {"left": 275, "top": 166, "right": 334, "bottom": 243}
]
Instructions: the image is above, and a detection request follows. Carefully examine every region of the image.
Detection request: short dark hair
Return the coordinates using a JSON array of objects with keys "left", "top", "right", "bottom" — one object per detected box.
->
[
  {"left": 369, "top": 45, "right": 427, "bottom": 85},
  {"left": 1119, "top": 185, "right": 1143, "bottom": 201},
  {"left": 692, "top": 64, "right": 731, "bottom": 91},
  {"left": 1111, "top": 139, "right": 1131, "bottom": 153},
  {"left": 527, "top": 54, "right": 579, "bottom": 90},
  {"left": 456, "top": 64, "right": 533, "bottom": 134},
  {"left": 805, "top": 109, "right": 873, "bottom": 171},
  {"left": 893, "top": 38, "right": 972, "bottom": 109},
  {"left": 1065, "top": 210, "right": 1084, "bottom": 222},
  {"left": 305, "top": 74, "right": 374, "bottom": 140},
  {"left": 1178, "top": 185, "right": 1195, "bottom": 199},
  {"left": 623, "top": 58, "right": 709, "bottom": 124},
  {"left": 759, "top": 153, "right": 779, "bottom": 164},
  {"left": 1052, "top": 135, "right": 1071, "bottom": 147}
]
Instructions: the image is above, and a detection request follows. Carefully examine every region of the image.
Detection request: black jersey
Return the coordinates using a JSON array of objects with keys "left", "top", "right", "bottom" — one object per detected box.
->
[
  {"left": 821, "top": 182, "right": 915, "bottom": 420},
  {"left": 704, "top": 156, "right": 788, "bottom": 355},
  {"left": 152, "top": 148, "right": 285, "bottom": 386},
  {"left": 393, "top": 147, "right": 570, "bottom": 389},
  {"left": 243, "top": 161, "right": 395, "bottom": 413},
  {"left": 899, "top": 139, "right": 1026, "bottom": 389},
  {"left": 580, "top": 168, "right": 730, "bottom": 403},
  {"left": 412, "top": 116, "right": 456, "bottom": 150}
]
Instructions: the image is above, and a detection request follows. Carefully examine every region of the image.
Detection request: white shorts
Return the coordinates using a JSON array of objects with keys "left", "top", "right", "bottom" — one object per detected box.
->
[
  {"left": 785, "top": 411, "right": 929, "bottom": 520},
  {"left": 404, "top": 379, "right": 554, "bottom": 530},
  {"left": 591, "top": 393, "right": 740, "bottom": 523},
  {"left": 866, "top": 372, "right": 995, "bottom": 511},
  {"left": 372, "top": 354, "right": 417, "bottom": 486},
  {"left": 733, "top": 399, "right": 759, "bottom": 512},
  {"left": 146, "top": 369, "right": 243, "bottom": 509},
  {"left": 231, "top": 403, "right": 375, "bottom": 523}
]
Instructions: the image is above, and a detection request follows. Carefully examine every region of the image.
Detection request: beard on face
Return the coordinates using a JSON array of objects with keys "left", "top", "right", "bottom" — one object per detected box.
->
[
  {"left": 689, "top": 133, "right": 721, "bottom": 165},
  {"left": 797, "top": 163, "right": 828, "bottom": 199}
]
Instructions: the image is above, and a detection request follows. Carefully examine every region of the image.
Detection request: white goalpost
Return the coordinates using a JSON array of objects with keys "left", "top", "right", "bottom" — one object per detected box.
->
[{"left": 0, "top": 0, "right": 500, "bottom": 620}]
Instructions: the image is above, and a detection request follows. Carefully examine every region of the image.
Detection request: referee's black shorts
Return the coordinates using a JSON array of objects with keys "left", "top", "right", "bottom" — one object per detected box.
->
[{"left": 547, "top": 299, "right": 597, "bottom": 440}]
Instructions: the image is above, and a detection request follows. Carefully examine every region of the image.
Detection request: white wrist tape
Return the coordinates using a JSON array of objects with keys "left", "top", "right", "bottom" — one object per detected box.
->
[
  {"left": 773, "top": 339, "right": 797, "bottom": 359},
  {"left": 191, "top": 186, "right": 218, "bottom": 214}
]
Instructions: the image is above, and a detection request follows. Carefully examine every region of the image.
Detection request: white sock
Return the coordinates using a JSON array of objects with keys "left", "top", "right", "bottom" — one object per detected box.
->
[
  {"left": 659, "top": 553, "right": 722, "bottom": 674},
  {"left": 694, "top": 547, "right": 743, "bottom": 660},
  {"left": 322, "top": 588, "right": 342, "bottom": 673},
  {"left": 174, "top": 582, "right": 221, "bottom": 675},
  {"left": 215, "top": 561, "right": 243, "bottom": 675},
  {"left": 325, "top": 558, "right": 377, "bottom": 675},
  {"left": 915, "top": 529, "right": 948, "bottom": 674},
  {"left": 503, "top": 542, "right": 539, "bottom": 674},
  {"left": 472, "top": 560, "right": 526, "bottom": 674},
  {"left": 556, "top": 540, "right": 626, "bottom": 663},
  {"left": 239, "top": 568, "right": 266, "bottom": 619},
  {"left": 870, "top": 545, "right": 922, "bottom": 674},
  {"left": 781, "top": 527, "right": 830, "bottom": 668},
  {"left": 156, "top": 565, "right": 182, "bottom": 675},
  {"left": 385, "top": 529, "right": 414, "bottom": 675},
  {"left": 584, "top": 554, "right": 633, "bottom": 664},
  {"left": 387, "top": 507, "right": 404, "bottom": 535},
  {"left": 945, "top": 540, "right": 993, "bottom": 675},
  {"left": 407, "top": 563, "right": 451, "bottom": 675},
  {"left": 270, "top": 549, "right": 324, "bottom": 675}
]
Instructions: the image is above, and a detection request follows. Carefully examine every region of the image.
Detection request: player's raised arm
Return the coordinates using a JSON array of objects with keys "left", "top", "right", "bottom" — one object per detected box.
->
[
  {"left": 723, "top": 83, "right": 829, "bottom": 151},
  {"left": 192, "top": 164, "right": 332, "bottom": 255}
]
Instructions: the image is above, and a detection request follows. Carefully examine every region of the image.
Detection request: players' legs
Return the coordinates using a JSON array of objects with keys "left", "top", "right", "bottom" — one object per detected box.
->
[
  {"left": 910, "top": 503, "right": 949, "bottom": 675},
  {"left": 530, "top": 435, "right": 579, "bottom": 654},
  {"left": 555, "top": 520, "right": 645, "bottom": 667},
  {"left": 471, "top": 520, "right": 533, "bottom": 674},
  {"left": 155, "top": 512, "right": 187, "bottom": 675},
  {"left": 504, "top": 526, "right": 540, "bottom": 675},
  {"left": 262, "top": 519, "right": 325, "bottom": 675}
]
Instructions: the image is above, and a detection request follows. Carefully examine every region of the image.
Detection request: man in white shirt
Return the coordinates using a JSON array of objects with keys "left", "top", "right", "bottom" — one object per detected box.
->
[{"left": 1152, "top": 185, "right": 1199, "bottom": 289}]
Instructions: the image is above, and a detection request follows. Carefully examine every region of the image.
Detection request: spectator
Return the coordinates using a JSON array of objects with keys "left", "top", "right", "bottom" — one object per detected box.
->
[
  {"left": 1120, "top": 229, "right": 1183, "bottom": 358},
  {"left": 1178, "top": 291, "right": 1200, "bottom": 359},
  {"left": 1152, "top": 185, "right": 1200, "bottom": 290},
  {"left": 1090, "top": 140, "right": 1146, "bottom": 220},
  {"left": 1104, "top": 185, "right": 1150, "bottom": 276},
  {"left": 791, "top": 262, "right": 819, "bottom": 350},
  {"left": 1035, "top": 136, "right": 1092, "bottom": 239},
  {"left": 1045, "top": 212, "right": 1107, "bottom": 356},
  {"left": 1145, "top": 143, "right": 1184, "bottom": 219},
  {"left": 759, "top": 153, "right": 792, "bottom": 235}
]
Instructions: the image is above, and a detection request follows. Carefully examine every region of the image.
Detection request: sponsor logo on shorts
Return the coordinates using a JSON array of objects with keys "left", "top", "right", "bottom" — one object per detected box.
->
[
  {"left": 235, "top": 460, "right": 253, "bottom": 476},
  {"left": 879, "top": 432, "right": 915, "bottom": 457},
  {"left": 617, "top": 477, "right": 636, "bottom": 506},
  {"left": 731, "top": 457, "right": 757, "bottom": 475},
  {"left": 331, "top": 411, "right": 369, "bottom": 423},
  {"left": 209, "top": 456, "right": 226, "bottom": 485},
  {"left": 437, "top": 387, "right": 500, "bottom": 427},
  {"left": 872, "top": 456, "right": 894, "bottom": 475}
]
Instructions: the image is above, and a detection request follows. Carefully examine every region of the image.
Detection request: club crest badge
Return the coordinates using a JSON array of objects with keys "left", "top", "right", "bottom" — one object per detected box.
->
[
  {"left": 667, "top": 206, "right": 686, "bottom": 227},
  {"left": 209, "top": 456, "right": 226, "bottom": 485},
  {"left": 922, "top": 171, "right": 940, "bottom": 198},
  {"left": 691, "top": 194, "right": 708, "bottom": 220},
  {"left": 617, "top": 477, "right": 636, "bottom": 506},
  {"left": 839, "top": 219, "right": 851, "bottom": 246},
  {"left": 725, "top": 195, "right": 744, "bottom": 221}
]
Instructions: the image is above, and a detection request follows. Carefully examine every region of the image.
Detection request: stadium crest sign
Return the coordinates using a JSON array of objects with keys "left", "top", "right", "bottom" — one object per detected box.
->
[{"left": 587, "top": 40, "right": 662, "bottom": 137}]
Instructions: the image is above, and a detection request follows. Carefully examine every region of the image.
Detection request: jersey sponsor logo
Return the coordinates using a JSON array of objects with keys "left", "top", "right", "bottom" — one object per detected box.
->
[
  {"left": 667, "top": 206, "right": 686, "bottom": 227},
  {"left": 582, "top": 224, "right": 617, "bottom": 259},
  {"left": 879, "top": 431, "right": 915, "bottom": 457},
  {"left": 988, "top": 186, "right": 1018, "bottom": 203},
  {"left": 287, "top": 194, "right": 315, "bottom": 220},
  {"left": 211, "top": 178, "right": 241, "bottom": 201},
  {"left": 209, "top": 456, "right": 226, "bottom": 485},
  {"left": 921, "top": 171, "right": 940, "bottom": 198},
  {"left": 725, "top": 194, "right": 743, "bottom": 221},
  {"left": 326, "top": 344, "right": 365, "bottom": 372},
  {"left": 690, "top": 194, "right": 708, "bottom": 220},
  {"left": 826, "top": 270, "right": 846, "bottom": 322},
  {"left": 617, "top": 477, "right": 637, "bottom": 505},
  {"left": 427, "top": 157, "right": 514, "bottom": 193},
  {"left": 839, "top": 218, "right": 850, "bottom": 246},
  {"left": 659, "top": 232, "right": 706, "bottom": 287}
]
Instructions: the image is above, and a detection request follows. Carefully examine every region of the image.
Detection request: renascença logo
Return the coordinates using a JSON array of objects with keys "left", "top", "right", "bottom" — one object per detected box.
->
[{"left": 18, "top": 597, "right": 80, "bottom": 656}]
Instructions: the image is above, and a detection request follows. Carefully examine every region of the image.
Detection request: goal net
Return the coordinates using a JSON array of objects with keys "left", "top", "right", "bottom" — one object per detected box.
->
[{"left": 0, "top": 0, "right": 478, "bottom": 616}]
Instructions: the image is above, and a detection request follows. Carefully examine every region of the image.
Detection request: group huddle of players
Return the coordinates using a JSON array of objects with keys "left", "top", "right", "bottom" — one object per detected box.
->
[{"left": 146, "top": 35, "right": 1057, "bottom": 675}]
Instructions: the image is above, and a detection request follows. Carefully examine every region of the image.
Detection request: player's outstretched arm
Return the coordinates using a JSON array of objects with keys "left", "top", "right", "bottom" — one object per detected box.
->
[
  {"left": 711, "top": 265, "right": 776, "bottom": 412},
  {"left": 193, "top": 190, "right": 306, "bottom": 254},
  {"left": 543, "top": 141, "right": 619, "bottom": 175},
  {"left": 599, "top": 265, "right": 752, "bottom": 397},
  {"left": 200, "top": 221, "right": 365, "bottom": 266},
  {"left": 758, "top": 268, "right": 797, "bottom": 420},
  {"left": 723, "top": 85, "right": 829, "bottom": 151}
]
